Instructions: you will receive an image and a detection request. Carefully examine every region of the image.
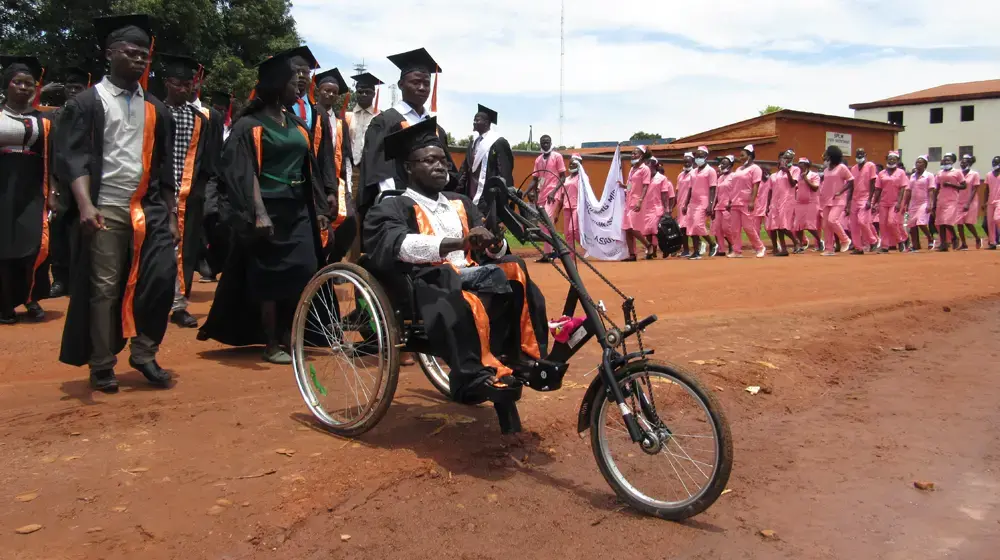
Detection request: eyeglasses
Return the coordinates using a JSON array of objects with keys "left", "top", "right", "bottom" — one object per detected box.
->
[{"left": 292, "top": 68, "right": 311, "bottom": 77}]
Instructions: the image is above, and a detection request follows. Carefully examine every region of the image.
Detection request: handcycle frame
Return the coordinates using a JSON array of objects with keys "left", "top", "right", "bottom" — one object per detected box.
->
[{"left": 487, "top": 177, "right": 658, "bottom": 444}]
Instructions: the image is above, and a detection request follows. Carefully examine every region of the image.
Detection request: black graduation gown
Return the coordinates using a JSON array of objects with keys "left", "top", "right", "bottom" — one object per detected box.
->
[
  {"left": 197, "top": 112, "right": 330, "bottom": 347},
  {"left": 303, "top": 105, "right": 356, "bottom": 263},
  {"left": 358, "top": 108, "right": 459, "bottom": 213},
  {"left": 457, "top": 135, "right": 514, "bottom": 232},
  {"left": 47, "top": 106, "right": 73, "bottom": 288},
  {"left": 175, "top": 104, "right": 221, "bottom": 298},
  {"left": 55, "top": 88, "right": 177, "bottom": 367},
  {"left": 0, "top": 109, "right": 52, "bottom": 309},
  {"left": 362, "top": 191, "right": 548, "bottom": 403}
]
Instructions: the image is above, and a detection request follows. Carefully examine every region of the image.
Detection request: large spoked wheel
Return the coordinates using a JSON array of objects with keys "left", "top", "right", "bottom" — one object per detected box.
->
[
  {"left": 417, "top": 353, "right": 450, "bottom": 398},
  {"left": 291, "top": 263, "right": 400, "bottom": 437},
  {"left": 589, "top": 360, "right": 733, "bottom": 520}
]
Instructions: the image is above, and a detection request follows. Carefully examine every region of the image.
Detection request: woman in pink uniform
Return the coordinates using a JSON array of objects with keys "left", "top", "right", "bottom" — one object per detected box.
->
[
  {"left": 713, "top": 156, "right": 735, "bottom": 256},
  {"left": 675, "top": 153, "right": 695, "bottom": 257},
  {"left": 755, "top": 167, "right": 772, "bottom": 237},
  {"left": 683, "top": 146, "right": 718, "bottom": 259},
  {"left": 636, "top": 157, "right": 667, "bottom": 259},
  {"left": 958, "top": 154, "right": 982, "bottom": 250},
  {"left": 620, "top": 146, "right": 652, "bottom": 261},
  {"left": 848, "top": 148, "right": 879, "bottom": 254},
  {"left": 986, "top": 156, "right": 1000, "bottom": 250},
  {"left": 872, "top": 151, "right": 908, "bottom": 252},
  {"left": 793, "top": 158, "right": 822, "bottom": 252},
  {"left": 933, "top": 152, "right": 967, "bottom": 252},
  {"left": 902, "top": 155, "right": 936, "bottom": 252},
  {"left": 559, "top": 154, "right": 585, "bottom": 252},
  {"left": 725, "top": 146, "right": 766, "bottom": 258},
  {"left": 819, "top": 146, "right": 854, "bottom": 256},
  {"left": 768, "top": 152, "right": 801, "bottom": 256}
]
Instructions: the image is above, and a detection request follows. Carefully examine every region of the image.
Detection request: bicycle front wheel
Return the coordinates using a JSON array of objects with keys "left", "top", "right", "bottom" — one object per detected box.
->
[{"left": 589, "top": 361, "right": 733, "bottom": 520}]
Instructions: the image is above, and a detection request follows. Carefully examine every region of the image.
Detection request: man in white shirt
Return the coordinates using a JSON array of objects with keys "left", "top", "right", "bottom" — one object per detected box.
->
[
  {"left": 457, "top": 104, "right": 513, "bottom": 233},
  {"left": 56, "top": 14, "right": 177, "bottom": 393},
  {"left": 358, "top": 48, "right": 458, "bottom": 226},
  {"left": 362, "top": 118, "right": 548, "bottom": 431}
]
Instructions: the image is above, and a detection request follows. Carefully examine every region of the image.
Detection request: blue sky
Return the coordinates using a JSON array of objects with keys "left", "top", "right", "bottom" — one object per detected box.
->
[{"left": 292, "top": 0, "right": 1000, "bottom": 147}]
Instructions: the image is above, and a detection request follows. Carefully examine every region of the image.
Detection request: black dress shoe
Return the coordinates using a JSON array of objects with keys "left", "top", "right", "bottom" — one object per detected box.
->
[
  {"left": 0, "top": 311, "right": 17, "bottom": 325},
  {"left": 170, "top": 310, "right": 198, "bottom": 328},
  {"left": 90, "top": 370, "right": 119, "bottom": 393},
  {"left": 24, "top": 302, "right": 45, "bottom": 320},
  {"left": 49, "top": 281, "right": 66, "bottom": 298},
  {"left": 128, "top": 358, "right": 172, "bottom": 387}
]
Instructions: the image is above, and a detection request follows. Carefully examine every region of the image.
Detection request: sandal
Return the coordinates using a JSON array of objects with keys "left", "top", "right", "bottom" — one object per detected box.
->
[{"left": 264, "top": 347, "right": 292, "bottom": 365}]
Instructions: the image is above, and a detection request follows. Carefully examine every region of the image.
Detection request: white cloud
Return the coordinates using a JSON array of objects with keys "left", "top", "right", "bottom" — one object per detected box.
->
[{"left": 293, "top": 0, "right": 1000, "bottom": 146}]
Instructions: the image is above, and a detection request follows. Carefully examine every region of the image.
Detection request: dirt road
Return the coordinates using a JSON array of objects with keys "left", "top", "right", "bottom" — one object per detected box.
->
[{"left": 2, "top": 252, "right": 999, "bottom": 559}]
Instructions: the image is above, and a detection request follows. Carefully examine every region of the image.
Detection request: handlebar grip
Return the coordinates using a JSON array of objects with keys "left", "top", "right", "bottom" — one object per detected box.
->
[{"left": 633, "top": 315, "right": 657, "bottom": 332}]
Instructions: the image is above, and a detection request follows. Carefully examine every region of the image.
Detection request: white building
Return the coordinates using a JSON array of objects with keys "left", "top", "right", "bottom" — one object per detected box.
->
[{"left": 850, "top": 79, "right": 1000, "bottom": 171}]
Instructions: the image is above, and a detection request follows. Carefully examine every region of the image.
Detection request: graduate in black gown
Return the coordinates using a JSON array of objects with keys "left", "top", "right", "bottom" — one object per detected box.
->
[
  {"left": 157, "top": 53, "right": 220, "bottom": 329},
  {"left": 0, "top": 56, "right": 52, "bottom": 324},
  {"left": 198, "top": 89, "right": 234, "bottom": 282},
  {"left": 55, "top": 15, "right": 176, "bottom": 392},
  {"left": 312, "top": 67, "right": 357, "bottom": 263},
  {"left": 48, "top": 66, "right": 92, "bottom": 298},
  {"left": 456, "top": 104, "right": 514, "bottom": 233},
  {"left": 358, "top": 48, "right": 459, "bottom": 224},
  {"left": 197, "top": 51, "right": 331, "bottom": 364},
  {"left": 363, "top": 118, "right": 548, "bottom": 427}
]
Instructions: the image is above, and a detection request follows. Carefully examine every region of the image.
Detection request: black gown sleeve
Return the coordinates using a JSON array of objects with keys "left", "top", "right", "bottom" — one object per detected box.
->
[
  {"left": 153, "top": 100, "right": 177, "bottom": 211},
  {"left": 493, "top": 137, "right": 515, "bottom": 189},
  {"left": 313, "top": 110, "right": 338, "bottom": 199},
  {"left": 360, "top": 114, "right": 392, "bottom": 191},
  {"left": 437, "top": 124, "right": 459, "bottom": 192},
  {"left": 54, "top": 96, "right": 95, "bottom": 192},
  {"left": 362, "top": 197, "right": 415, "bottom": 272},
  {"left": 217, "top": 120, "right": 261, "bottom": 237}
]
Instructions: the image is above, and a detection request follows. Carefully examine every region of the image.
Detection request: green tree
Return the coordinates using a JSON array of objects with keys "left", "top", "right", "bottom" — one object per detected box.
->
[
  {"left": 0, "top": 0, "right": 300, "bottom": 101},
  {"left": 759, "top": 105, "right": 784, "bottom": 116},
  {"left": 512, "top": 140, "right": 540, "bottom": 152},
  {"left": 629, "top": 131, "right": 661, "bottom": 142},
  {"left": 456, "top": 134, "right": 474, "bottom": 148}
]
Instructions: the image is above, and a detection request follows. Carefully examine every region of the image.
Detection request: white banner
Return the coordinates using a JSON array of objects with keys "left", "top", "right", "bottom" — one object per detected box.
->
[{"left": 578, "top": 144, "right": 628, "bottom": 261}]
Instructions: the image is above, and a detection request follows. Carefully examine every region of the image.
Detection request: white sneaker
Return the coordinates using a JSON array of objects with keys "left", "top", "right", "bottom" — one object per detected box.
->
[
  {"left": 709, "top": 243, "right": 719, "bottom": 257},
  {"left": 821, "top": 251, "right": 836, "bottom": 257},
  {"left": 840, "top": 239, "right": 853, "bottom": 253},
  {"left": 700, "top": 242, "right": 708, "bottom": 256},
  {"left": 756, "top": 247, "right": 766, "bottom": 258},
  {"left": 818, "top": 240, "right": 826, "bottom": 252}
]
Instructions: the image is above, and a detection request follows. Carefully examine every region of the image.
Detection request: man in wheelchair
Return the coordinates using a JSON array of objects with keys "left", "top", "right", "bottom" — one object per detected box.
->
[{"left": 362, "top": 118, "right": 549, "bottom": 427}]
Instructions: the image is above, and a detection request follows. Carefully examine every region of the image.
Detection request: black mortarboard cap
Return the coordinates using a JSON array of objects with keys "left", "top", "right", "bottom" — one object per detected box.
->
[
  {"left": 0, "top": 55, "right": 43, "bottom": 81},
  {"left": 209, "top": 89, "right": 232, "bottom": 107},
  {"left": 158, "top": 53, "right": 199, "bottom": 80},
  {"left": 351, "top": 72, "right": 383, "bottom": 88},
  {"left": 314, "top": 68, "right": 348, "bottom": 93},
  {"left": 62, "top": 66, "right": 91, "bottom": 85},
  {"left": 94, "top": 14, "right": 154, "bottom": 49},
  {"left": 255, "top": 53, "right": 295, "bottom": 91},
  {"left": 280, "top": 46, "right": 319, "bottom": 70},
  {"left": 387, "top": 48, "right": 440, "bottom": 77},
  {"left": 477, "top": 104, "right": 498, "bottom": 125},
  {"left": 384, "top": 117, "right": 442, "bottom": 161}
]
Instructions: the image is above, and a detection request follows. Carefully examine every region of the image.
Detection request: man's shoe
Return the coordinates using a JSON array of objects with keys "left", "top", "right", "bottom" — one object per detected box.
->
[
  {"left": 171, "top": 310, "right": 198, "bottom": 328},
  {"left": 24, "top": 302, "right": 45, "bottom": 320},
  {"left": 263, "top": 347, "right": 293, "bottom": 365},
  {"left": 90, "top": 369, "right": 119, "bottom": 393},
  {"left": 129, "top": 358, "right": 172, "bottom": 387},
  {"left": 0, "top": 311, "right": 17, "bottom": 325},
  {"left": 49, "top": 281, "right": 67, "bottom": 298}
]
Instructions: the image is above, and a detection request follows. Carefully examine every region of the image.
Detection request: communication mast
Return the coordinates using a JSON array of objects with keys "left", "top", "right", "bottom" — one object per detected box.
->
[{"left": 559, "top": 0, "right": 565, "bottom": 146}]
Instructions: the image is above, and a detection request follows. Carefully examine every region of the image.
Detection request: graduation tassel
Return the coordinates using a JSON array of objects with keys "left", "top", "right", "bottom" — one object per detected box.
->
[
  {"left": 194, "top": 64, "right": 205, "bottom": 99},
  {"left": 86, "top": 72, "right": 92, "bottom": 89},
  {"left": 373, "top": 86, "right": 379, "bottom": 114},
  {"left": 340, "top": 91, "right": 350, "bottom": 119},
  {"left": 248, "top": 81, "right": 258, "bottom": 101},
  {"left": 430, "top": 65, "right": 439, "bottom": 113},
  {"left": 139, "top": 36, "right": 155, "bottom": 90},
  {"left": 224, "top": 94, "right": 233, "bottom": 127},
  {"left": 32, "top": 68, "right": 45, "bottom": 108},
  {"left": 308, "top": 71, "right": 316, "bottom": 105}
]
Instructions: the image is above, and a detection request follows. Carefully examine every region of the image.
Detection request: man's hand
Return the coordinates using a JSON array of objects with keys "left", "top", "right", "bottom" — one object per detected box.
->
[
  {"left": 317, "top": 214, "right": 330, "bottom": 231},
  {"left": 255, "top": 213, "right": 274, "bottom": 238},
  {"left": 169, "top": 214, "right": 180, "bottom": 245},
  {"left": 466, "top": 226, "right": 495, "bottom": 251},
  {"left": 633, "top": 204, "right": 642, "bottom": 212},
  {"left": 47, "top": 190, "right": 58, "bottom": 215},
  {"left": 79, "top": 203, "right": 105, "bottom": 234},
  {"left": 748, "top": 202, "right": 755, "bottom": 213}
]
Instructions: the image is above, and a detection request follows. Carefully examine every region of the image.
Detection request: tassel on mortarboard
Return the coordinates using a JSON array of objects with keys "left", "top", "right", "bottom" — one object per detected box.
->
[
  {"left": 308, "top": 70, "right": 316, "bottom": 105},
  {"left": 340, "top": 91, "right": 351, "bottom": 119},
  {"left": 139, "top": 36, "right": 155, "bottom": 90},
  {"left": 32, "top": 68, "right": 45, "bottom": 108},
  {"left": 430, "top": 65, "right": 439, "bottom": 113},
  {"left": 373, "top": 86, "right": 379, "bottom": 114},
  {"left": 224, "top": 94, "right": 233, "bottom": 127}
]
